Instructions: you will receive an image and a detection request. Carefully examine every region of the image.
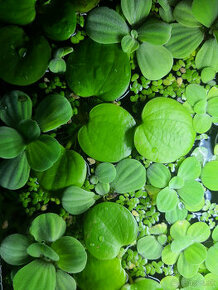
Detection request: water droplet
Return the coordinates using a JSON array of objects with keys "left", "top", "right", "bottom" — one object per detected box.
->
[{"left": 98, "top": 236, "right": 104, "bottom": 242}]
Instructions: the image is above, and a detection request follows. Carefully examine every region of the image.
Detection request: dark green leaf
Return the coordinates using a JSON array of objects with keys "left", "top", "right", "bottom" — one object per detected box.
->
[
  {"left": 56, "top": 270, "right": 76, "bottom": 290},
  {"left": 18, "top": 120, "right": 41, "bottom": 143},
  {"left": 173, "top": 0, "right": 201, "bottom": 27},
  {"left": 27, "top": 243, "right": 59, "bottom": 261},
  {"left": 72, "top": 0, "right": 100, "bottom": 12}
]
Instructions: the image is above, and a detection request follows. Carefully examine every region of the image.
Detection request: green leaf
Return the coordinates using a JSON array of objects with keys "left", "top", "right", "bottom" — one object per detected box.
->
[
  {"left": 95, "top": 183, "right": 110, "bottom": 195},
  {"left": 177, "top": 253, "right": 199, "bottom": 278},
  {"left": 62, "top": 186, "right": 96, "bottom": 215},
  {"left": 192, "top": 0, "right": 218, "bottom": 28},
  {"left": 136, "top": 42, "right": 173, "bottom": 80},
  {"left": 137, "top": 236, "right": 163, "bottom": 260},
  {"left": 178, "top": 156, "right": 201, "bottom": 181},
  {"left": 56, "top": 270, "right": 76, "bottom": 290},
  {"left": 18, "top": 120, "right": 41, "bottom": 143},
  {"left": 207, "top": 86, "right": 218, "bottom": 99},
  {"left": 49, "top": 58, "right": 66, "bottom": 73},
  {"left": 121, "top": 0, "right": 152, "bottom": 26},
  {"left": 122, "top": 278, "right": 163, "bottom": 290},
  {"left": 194, "top": 99, "right": 207, "bottom": 114},
  {"left": 0, "top": 0, "right": 36, "bottom": 25},
  {"left": 137, "top": 19, "right": 172, "bottom": 45},
  {"left": 149, "top": 223, "right": 167, "bottom": 235},
  {"left": 187, "top": 221, "right": 210, "bottom": 243},
  {"left": 201, "top": 160, "right": 218, "bottom": 191},
  {"left": 86, "top": 7, "right": 129, "bottom": 44},
  {"left": 204, "top": 273, "right": 218, "bottom": 290},
  {"left": 0, "top": 152, "right": 30, "bottom": 190},
  {"left": 95, "top": 163, "right": 116, "bottom": 183},
  {"left": 27, "top": 243, "right": 59, "bottom": 262},
  {"left": 161, "top": 276, "right": 179, "bottom": 290},
  {"left": 191, "top": 146, "right": 208, "bottom": 166},
  {"left": 184, "top": 196, "right": 205, "bottom": 212},
  {"left": 193, "top": 113, "right": 212, "bottom": 134},
  {"left": 35, "top": 147, "right": 86, "bottom": 191},
  {"left": 169, "top": 176, "right": 184, "bottom": 189},
  {"left": 0, "top": 90, "right": 32, "bottom": 128},
  {"left": 195, "top": 39, "right": 218, "bottom": 71},
  {"left": 185, "top": 84, "right": 207, "bottom": 106},
  {"left": 171, "top": 236, "right": 193, "bottom": 253},
  {"left": 76, "top": 254, "right": 126, "bottom": 290},
  {"left": 165, "top": 23, "right": 204, "bottom": 58},
  {"left": 170, "top": 220, "right": 190, "bottom": 239},
  {"left": 66, "top": 39, "right": 131, "bottom": 101},
  {"left": 0, "top": 127, "right": 25, "bottom": 159},
  {"left": 134, "top": 97, "right": 195, "bottom": 163},
  {"left": 78, "top": 104, "right": 136, "bottom": 162},
  {"left": 184, "top": 243, "right": 207, "bottom": 265},
  {"left": 30, "top": 213, "right": 66, "bottom": 243},
  {"left": 161, "top": 244, "right": 179, "bottom": 265},
  {"left": 121, "top": 34, "right": 139, "bottom": 54},
  {"left": 72, "top": 0, "right": 100, "bottom": 12},
  {"left": 111, "top": 159, "right": 146, "bottom": 194},
  {"left": 201, "top": 67, "right": 216, "bottom": 83},
  {"left": 147, "top": 163, "right": 171, "bottom": 188},
  {"left": 0, "top": 234, "right": 31, "bottom": 266},
  {"left": 212, "top": 226, "right": 218, "bottom": 242},
  {"left": 181, "top": 273, "right": 205, "bottom": 289},
  {"left": 40, "top": 1, "right": 76, "bottom": 41},
  {"left": 207, "top": 97, "right": 218, "bottom": 118},
  {"left": 173, "top": 0, "right": 201, "bottom": 27},
  {"left": 156, "top": 187, "right": 179, "bottom": 213},
  {"left": 84, "top": 202, "right": 138, "bottom": 260},
  {"left": 13, "top": 260, "right": 56, "bottom": 290},
  {"left": 165, "top": 205, "right": 188, "bottom": 224},
  {"left": 178, "top": 180, "right": 204, "bottom": 207},
  {"left": 0, "top": 26, "right": 51, "bottom": 86},
  {"left": 35, "top": 94, "right": 72, "bottom": 132},
  {"left": 205, "top": 245, "right": 218, "bottom": 275},
  {"left": 26, "top": 135, "right": 61, "bottom": 172},
  {"left": 158, "top": 0, "right": 174, "bottom": 23},
  {"left": 51, "top": 236, "right": 87, "bottom": 273}
]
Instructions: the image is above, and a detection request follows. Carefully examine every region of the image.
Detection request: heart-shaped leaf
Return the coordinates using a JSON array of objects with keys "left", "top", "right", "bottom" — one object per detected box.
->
[
  {"left": 192, "top": 0, "right": 218, "bottom": 28},
  {"left": 178, "top": 156, "right": 201, "bottom": 181},
  {"left": 173, "top": 0, "right": 201, "bottom": 27},
  {"left": 84, "top": 202, "right": 138, "bottom": 260},
  {"left": 56, "top": 270, "right": 76, "bottom": 290},
  {"left": 134, "top": 97, "right": 195, "bottom": 163},
  {"left": 147, "top": 163, "right": 171, "bottom": 188},
  {"left": 184, "top": 243, "right": 207, "bottom": 265},
  {"left": 156, "top": 187, "right": 179, "bottom": 212},
  {"left": 30, "top": 213, "right": 66, "bottom": 243},
  {"left": 95, "top": 163, "right": 116, "bottom": 183},
  {"left": 178, "top": 180, "right": 204, "bottom": 207},
  {"left": 205, "top": 244, "right": 218, "bottom": 275},
  {"left": 111, "top": 159, "right": 146, "bottom": 193},
  {"left": 195, "top": 39, "right": 218, "bottom": 71},
  {"left": 78, "top": 104, "right": 136, "bottom": 162},
  {"left": 137, "top": 236, "right": 163, "bottom": 260},
  {"left": 27, "top": 243, "right": 59, "bottom": 261},
  {"left": 66, "top": 39, "right": 131, "bottom": 101},
  {"left": 201, "top": 161, "right": 218, "bottom": 191},
  {"left": 187, "top": 222, "right": 210, "bottom": 243}
]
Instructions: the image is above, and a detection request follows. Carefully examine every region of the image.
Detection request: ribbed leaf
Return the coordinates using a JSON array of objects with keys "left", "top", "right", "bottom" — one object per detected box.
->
[
  {"left": 177, "top": 253, "right": 199, "bottom": 278},
  {"left": 56, "top": 270, "right": 76, "bottom": 290},
  {"left": 137, "top": 236, "right": 163, "bottom": 260},
  {"left": 165, "top": 23, "right": 204, "bottom": 58},
  {"left": 51, "top": 236, "right": 87, "bottom": 273},
  {"left": 192, "top": 0, "right": 218, "bottom": 28},
  {"left": 193, "top": 113, "right": 212, "bottom": 134},
  {"left": 86, "top": 7, "right": 129, "bottom": 44},
  {"left": 13, "top": 260, "right": 56, "bottom": 290},
  {"left": 170, "top": 220, "right": 190, "bottom": 239},
  {"left": 121, "top": 34, "right": 139, "bottom": 54},
  {"left": 178, "top": 180, "right": 204, "bottom": 206},
  {"left": 0, "top": 127, "right": 25, "bottom": 159},
  {"left": 173, "top": 0, "right": 201, "bottom": 27},
  {"left": 26, "top": 135, "right": 61, "bottom": 172},
  {"left": 121, "top": 0, "right": 152, "bottom": 26},
  {"left": 165, "top": 205, "right": 188, "bottom": 224},
  {"left": 95, "top": 162, "right": 116, "bottom": 183},
  {"left": 147, "top": 163, "right": 171, "bottom": 188},
  {"left": 185, "top": 84, "right": 207, "bottom": 106},
  {"left": 158, "top": 0, "right": 174, "bottom": 22},
  {"left": 156, "top": 187, "right": 179, "bottom": 212},
  {"left": 35, "top": 94, "right": 72, "bottom": 132},
  {"left": 195, "top": 39, "right": 218, "bottom": 71},
  {"left": 18, "top": 119, "right": 41, "bottom": 143},
  {"left": 178, "top": 156, "right": 201, "bottom": 181},
  {"left": 205, "top": 245, "right": 218, "bottom": 275},
  {"left": 162, "top": 244, "right": 179, "bottom": 265},
  {"left": 187, "top": 222, "right": 210, "bottom": 243},
  {"left": 0, "top": 152, "right": 30, "bottom": 190},
  {"left": 27, "top": 243, "right": 59, "bottom": 261},
  {"left": 184, "top": 243, "right": 207, "bottom": 264},
  {"left": 29, "top": 213, "right": 66, "bottom": 243},
  {"left": 0, "top": 90, "right": 32, "bottom": 127}
]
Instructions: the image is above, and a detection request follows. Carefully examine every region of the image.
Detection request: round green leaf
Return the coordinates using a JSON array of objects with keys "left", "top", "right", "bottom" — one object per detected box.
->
[
  {"left": 157, "top": 187, "right": 179, "bottom": 212},
  {"left": 29, "top": 213, "right": 66, "bottom": 243},
  {"left": 13, "top": 260, "right": 56, "bottom": 290},
  {"left": 136, "top": 42, "right": 173, "bottom": 80},
  {"left": 0, "top": 152, "right": 30, "bottom": 190},
  {"left": 0, "top": 127, "right": 25, "bottom": 159},
  {"left": 0, "top": 0, "right": 36, "bottom": 25},
  {"left": 173, "top": 0, "right": 201, "bottom": 27},
  {"left": 51, "top": 236, "right": 87, "bottom": 273},
  {"left": 62, "top": 186, "right": 97, "bottom": 215},
  {"left": 178, "top": 180, "right": 204, "bottom": 207},
  {"left": 66, "top": 39, "right": 131, "bottom": 101},
  {"left": 35, "top": 147, "right": 86, "bottom": 191},
  {"left": 76, "top": 254, "right": 126, "bottom": 290},
  {"left": 169, "top": 176, "right": 184, "bottom": 189},
  {"left": 134, "top": 97, "right": 195, "bottom": 163},
  {"left": 78, "top": 104, "right": 136, "bottom": 162},
  {"left": 193, "top": 113, "right": 212, "bottom": 134},
  {"left": 147, "top": 163, "right": 171, "bottom": 188},
  {"left": 18, "top": 120, "right": 41, "bottom": 143},
  {"left": 95, "top": 162, "right": 116, "bottom": 183},
  {"left": 184, "top": 243, "right": 207, "bottom": 265},
  {"left": 56, "top": 270, "right": 76, "bottom": 290},
  {"left": 86, "top": 7, "right": 129, "bottom": 44},
  {"left": 165, "top": 23, "right": 204, "bottom": 58},
  {"left": 192, "top": 0, "right": 218, "bottom": 28},
  {"left": 165, "top": 204, "right": 188, "bottom": 224},
  {"left": 121, "top": 34, "right": 139, "bottom": 54},
  {"left": 178, "top": 156, "right": 201, "bottom": 181},
  {"left": 201, "top": 67, "right": 216, "bottom": 83},
  {"left": 201, "top": 161, "right": 218, "bottom": 191},
  {"left": 170, "top": 220, "right": 190, "bottom": 239},
  {"left": 196, "top": 39, "right": 218, "bottom": 71},
  {"left": 49, "top": 58, "right": 66, "bottom": 73},
  {"left": 212, "top": 226, "right": 218, "bottom": 242},
  {"left": 207, "top": 97, "right": 218, "bottom": 118},
  {"left": 162, "top": 244, "right": 179, "bottom": 265},
  {"left": 137, "top": 19, "right": 172, "bottom": 45},
  {"left": 0, "top": 26, "right": 51, "bottom": 86},
  {"left": 205, "top": 245, "right": 218, "bottom": 275},
  {"left": 84, "top": 202, "right": 138, "bottom": 260},
  {"left": 0, "top": 234, "right": 31, "bottom": 266},
  {"left": 194, "top": 99, "right": 207, "bottom": 114},
  {"left": 187, "top": 222, "right": 210, "bottom": 243},
  {"left": 185, "top": 84, "right": 207, "bottom": 107},
  {"left": 111, "top": 159, "right": 146, "bottom": 193},
  {"left": 95, "top": 183, "right": 110, "bottom": 195},
  {"left": 137, "top": 236, "right": 163, "bottom": 260},
  {"left": 0, "top": 90, "right": 32, "bottom": 128},
  {"left": 26, "top": 135, "right": 61, "bottom": 172},
  {"left": 177, "top": 252, "right": 199, "bottom": 278},
  {"left": 161, "top": 276, "right": 180, "bottom": 290},
  {"left": 121, "top": 0, "right": 152, "bottom": 26},
  {"left": 122, "top": 278, "right": 163, "bottom": 290},
  {"left": 27, "top": 243, "right": 59, "bottom": 262}
]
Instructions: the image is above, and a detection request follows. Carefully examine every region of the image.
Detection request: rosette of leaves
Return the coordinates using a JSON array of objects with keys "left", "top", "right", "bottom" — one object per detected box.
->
[
  {"left": 0, "top": 213, "right": 87, "bottom": 290},
  {"left": 162, "top": 220, "right": 210, "bottom": 278},
  {"left": 86, "top": 0, "right": 173, "bottom": 80},
  {"left": 0, "top": 91, "right": 72, "bottom": 190},
  {"left": 184, "top": 85, "right": 218, "bottom": 134},
  {"left": 0, "top": 25, "right": 51, "bottom": 86},
  {"left": 165, "top": 0, "right": 218, "bottom": 82}
]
